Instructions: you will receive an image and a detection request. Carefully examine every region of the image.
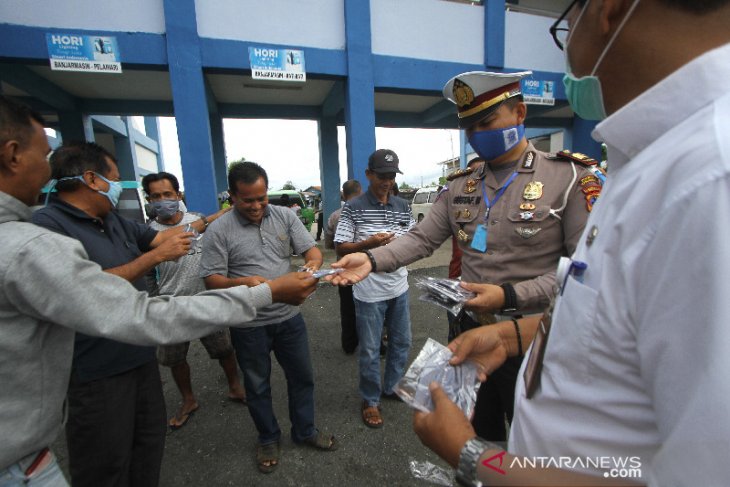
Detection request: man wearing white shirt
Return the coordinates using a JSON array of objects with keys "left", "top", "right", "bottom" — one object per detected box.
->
[{"left": 410, "top": 0, "right": 730, "bottom": 486}]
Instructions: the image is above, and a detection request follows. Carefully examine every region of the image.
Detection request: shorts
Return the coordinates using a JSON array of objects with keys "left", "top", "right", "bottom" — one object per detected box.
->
[{"left": 157, "top": 329, "right": 234, "bottom": 367}]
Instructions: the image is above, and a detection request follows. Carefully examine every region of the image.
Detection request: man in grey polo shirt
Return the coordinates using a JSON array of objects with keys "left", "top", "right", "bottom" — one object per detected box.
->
[
  {"left": 334, "top": 149, "right": 415, "bottom": 429},
  {"left": 201, "top": 161, "right": 337, "bottom": 474}
]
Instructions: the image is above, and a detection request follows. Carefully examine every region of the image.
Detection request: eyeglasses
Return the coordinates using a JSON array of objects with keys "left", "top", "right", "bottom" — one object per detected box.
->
[{"left": 549, "top": 0, "right": 581, "bottom": 51}]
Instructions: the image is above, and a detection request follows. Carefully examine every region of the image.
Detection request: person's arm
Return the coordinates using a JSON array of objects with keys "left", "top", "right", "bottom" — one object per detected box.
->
[
  {"left": 301, "top": 245, "right": 323, "bottom": 271},
  {"left": 413, "top": 384, "right": 641, "bottom": 486},
  {"left": 335, "top": 233, "right": 394, "bottom": 257},
  {"left": 369, "top": 192, "right": 453, "bottom": 270},
  {"left": 105, "top": 232, "right": 192, "bottom": 283},
  {"left": 204, "top": 273, "right": 268, "bottom": 290}
]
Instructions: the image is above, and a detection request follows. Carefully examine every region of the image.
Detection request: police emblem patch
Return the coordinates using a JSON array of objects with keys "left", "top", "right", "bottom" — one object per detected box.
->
[{"left": 523, "top": 181, "right": 544, "bottom": 200}]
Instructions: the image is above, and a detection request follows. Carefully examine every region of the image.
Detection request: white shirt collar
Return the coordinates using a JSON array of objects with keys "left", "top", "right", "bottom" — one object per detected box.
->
[{"left": 592, "top": 42, "right": 730, "bottom": 173}]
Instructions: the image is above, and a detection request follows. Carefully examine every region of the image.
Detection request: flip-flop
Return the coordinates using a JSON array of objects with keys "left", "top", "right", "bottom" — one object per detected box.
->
[
  {"left": 362, "top": 402, "right": 383, "bottom": 429},
  {"left": 256, "top": 442, "right": 280, "bottom": 474},
  {"left": 168, "top": 405, "right": 199, "bottom": 431}
]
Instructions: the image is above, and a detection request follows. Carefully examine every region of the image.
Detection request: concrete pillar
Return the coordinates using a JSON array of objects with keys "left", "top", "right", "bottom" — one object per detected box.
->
[
  {"left": 344, "top": 0, "right": 376, "bottom": 183},
  {"left": 163, "top": 0, "right": 218, "bottom": 214},
  {"left": 318, "top": 116, "right": 341, "bottom": 224}
]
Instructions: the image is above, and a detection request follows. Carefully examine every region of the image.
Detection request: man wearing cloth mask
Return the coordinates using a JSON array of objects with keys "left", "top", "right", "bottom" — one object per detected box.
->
[
  {"left": 412, "top": 0, "right": 730, "bottom": 485},
  {"left": 142, "top": 171, "right": 243, "bottom": 431},
  {"left": 331, "top": 73, "right": 602, "bottom": 441},
  {"left": 32, "top": 143, "right": 214, "bottom": 487}
]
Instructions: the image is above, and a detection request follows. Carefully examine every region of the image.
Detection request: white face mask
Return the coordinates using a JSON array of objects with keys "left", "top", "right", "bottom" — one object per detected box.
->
[{"left": 563, "top": 0, "right": 642, "bottom": 120}]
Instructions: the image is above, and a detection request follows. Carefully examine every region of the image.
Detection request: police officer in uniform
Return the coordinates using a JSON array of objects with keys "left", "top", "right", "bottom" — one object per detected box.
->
[{"left": 330, "top": 71, "right": 603, "bottom": 441}]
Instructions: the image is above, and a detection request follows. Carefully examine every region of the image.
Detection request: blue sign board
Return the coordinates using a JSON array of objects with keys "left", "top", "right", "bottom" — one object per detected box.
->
[
  {"left": 521, "top": 79, "right": 555, "bottom": 106},
  {"left": 46, "top": 33, "right": 121, "bottom": 73},
  {"left": 248, "top": 47, "right": 306, "bottom": 82}
]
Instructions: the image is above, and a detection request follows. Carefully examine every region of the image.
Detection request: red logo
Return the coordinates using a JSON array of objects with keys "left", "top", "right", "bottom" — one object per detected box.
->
[{"left": 482, "top": 451, "right": 507, "bottom": 475}]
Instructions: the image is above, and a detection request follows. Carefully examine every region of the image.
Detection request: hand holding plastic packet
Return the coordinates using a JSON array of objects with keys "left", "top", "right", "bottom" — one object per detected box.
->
[
  {"left": 297, "top": 266, "right": 344, "bottom": 279},
  {"left": 415, "top": 277, "right": 475, "bottom": 315},
  {"left": 394, "top": 338, "right": 480, "bottom": 419}
]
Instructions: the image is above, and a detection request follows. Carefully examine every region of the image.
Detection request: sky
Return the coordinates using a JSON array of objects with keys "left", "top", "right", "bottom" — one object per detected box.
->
[{"left": 156, "top": 118, "right": 461, "bottom": 192}]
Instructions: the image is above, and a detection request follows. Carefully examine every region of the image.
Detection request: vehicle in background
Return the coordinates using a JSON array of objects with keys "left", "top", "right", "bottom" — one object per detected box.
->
[
  {"left": 268, "top": 189, "right": 315, "bottom": 230},
  {"left": 397, "top": 188, "right": 417, "bottom": 205},
  {"left": 35, "top": 181, "right": 149, "bottom": 223},
  {"left": 410, "top": 186, "right": 440, "bottom": 223}
]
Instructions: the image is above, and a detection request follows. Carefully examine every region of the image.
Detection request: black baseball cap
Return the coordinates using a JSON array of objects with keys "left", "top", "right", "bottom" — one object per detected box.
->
[{"left": 368, "top": 149, "right": 403, "bottom": 174}]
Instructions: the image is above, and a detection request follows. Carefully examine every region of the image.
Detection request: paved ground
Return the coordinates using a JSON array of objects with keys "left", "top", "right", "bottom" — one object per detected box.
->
[{"left": 51, "top": 236, "right": 459, "bottom": 486}]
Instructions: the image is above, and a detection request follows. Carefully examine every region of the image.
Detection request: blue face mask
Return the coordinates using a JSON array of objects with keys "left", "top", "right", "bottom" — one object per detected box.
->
[
  {"left": 46, "top": 172, "right": 122, "bottom": 208},
  {"left": 562, "top": 0, "right": 642, "bottom": 120},
  {"left": 151, "top": 199, "right": 180, "bottom": 219},
  {"left": 94, "top": 173, "right": 123, "bottom": 208},
  {"left": 468, "top": 124, "right": 525, "bottom": 161}
]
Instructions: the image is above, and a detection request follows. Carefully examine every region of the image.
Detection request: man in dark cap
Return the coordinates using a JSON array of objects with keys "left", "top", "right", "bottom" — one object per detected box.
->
[{"left": 333, "top": 149, "right": 415, "bottom": 429}]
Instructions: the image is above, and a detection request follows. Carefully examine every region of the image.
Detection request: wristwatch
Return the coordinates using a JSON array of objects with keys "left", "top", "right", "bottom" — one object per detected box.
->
[
  {"left": 456, "top": 437, "right": 492, "bottom": 487},
  {"left": 500, "top": 282, "right": 517, "bottom": 314},
  {"left": 201, "top": 215, "right": 209, "bottom": 228}
]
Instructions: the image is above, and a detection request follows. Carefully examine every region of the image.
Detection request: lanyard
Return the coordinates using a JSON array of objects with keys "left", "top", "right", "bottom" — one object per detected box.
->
[{"left": 481, "top": 171, "right": 518, "bottom": 223}]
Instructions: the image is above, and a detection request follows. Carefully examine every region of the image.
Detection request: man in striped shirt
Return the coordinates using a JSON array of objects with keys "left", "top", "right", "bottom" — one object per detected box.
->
[{"left": 334, "top": 149, "right": 415, "bottom": 429}]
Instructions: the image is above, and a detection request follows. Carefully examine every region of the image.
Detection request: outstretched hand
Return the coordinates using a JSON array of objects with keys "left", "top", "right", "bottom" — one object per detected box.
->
[
  {"left": 268, "top": 272, "right": 317, "bottom": 305},
  {"left": 327, "top": 252, "right": 373, "bottom": 285}
]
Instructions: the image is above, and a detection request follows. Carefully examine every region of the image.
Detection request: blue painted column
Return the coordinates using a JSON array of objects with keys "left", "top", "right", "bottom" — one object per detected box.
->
[
  {"left": 143, "top": 116, "right": 164, "bottom": 172},
  {"left": 484, "top": 0, "right": 506, "bottom": 69},
  {"left": 58, "top": 111, "right": 94, "bottom": 143},
  {"left": 163, "top": 0, "right": 218, "bottom": 214},
  {"left": 344, "top": 0, "right": 376, "bottom": 182},
  {"left": 113, "top": 117, "right": 140, "bottom": 181},
  {"left": 209, "top": 113, "right": 229, "bottom": 194},
  {"left": 571, "top": 116, "right": 602, "bottom": 161},
  {"left": 318, "top": 116, "right": 341, "bottom": 224}
]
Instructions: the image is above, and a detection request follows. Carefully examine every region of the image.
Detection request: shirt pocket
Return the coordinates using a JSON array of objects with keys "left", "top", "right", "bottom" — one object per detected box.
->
[
  {"left": 542, "top": 275, "right": 599, "bottom": 385},
  {"left": 271, "top": 232, "right": 291, "bottom": 258},
  {"left": 507, "top": 205, "right": 554, "bottom": 247},
  {"left": 453, "top": 206, "right": 480, "bottom": 234}
]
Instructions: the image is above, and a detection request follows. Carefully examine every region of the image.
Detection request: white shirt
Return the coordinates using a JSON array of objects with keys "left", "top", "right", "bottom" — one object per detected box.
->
[{"left": 510, "top": 43, "right": 730, "bottom": 486}]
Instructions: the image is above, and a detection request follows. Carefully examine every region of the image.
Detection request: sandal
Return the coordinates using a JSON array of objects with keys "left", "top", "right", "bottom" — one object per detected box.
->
[
  {"left": 256, "top": 442, "right": 280, "bottom": 474},
  {"left": 362, "top": 401, "right": 383, "bottom": 429},
  {"left": 302, "top": 430, "right": 338, "bottom": 451}
]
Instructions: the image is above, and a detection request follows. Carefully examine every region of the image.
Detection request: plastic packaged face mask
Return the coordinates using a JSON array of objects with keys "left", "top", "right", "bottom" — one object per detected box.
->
[
  {"left": 394, "top": 338, "right": 481, "bottom": 419},
  {"left": 415, "top": 277, "right": 476, "bottom": 316}
]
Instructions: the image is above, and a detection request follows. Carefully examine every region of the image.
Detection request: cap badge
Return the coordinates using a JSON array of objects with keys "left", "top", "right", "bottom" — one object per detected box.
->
[
  {"left": 385, "top": 154, "right": 394, "bottom": 162},
  {"left": 523, "top": 181, "right": 544, "bottom": 200},
  {"left": 453, "top": 79, "right": 475, "bottom": 108}
]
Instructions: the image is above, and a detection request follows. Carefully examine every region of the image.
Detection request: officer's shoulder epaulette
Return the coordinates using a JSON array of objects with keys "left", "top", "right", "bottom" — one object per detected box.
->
[
  {"left": 548, "top": 150, "right": 598, "bottom": 167},
  {"left": 445, "top": 166, "right": 475, "bottom": 181}
]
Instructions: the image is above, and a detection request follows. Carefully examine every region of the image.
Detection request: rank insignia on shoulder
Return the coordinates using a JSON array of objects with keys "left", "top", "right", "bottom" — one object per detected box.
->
[
  {"left": 552, "top": 150, "right": 598, "bottom": 167},
  {"left": 446, "top": 166, "right": 475, "bottom": 181},
  {"left": 522, "top": 151, "right": 536, "bottom": 169}
]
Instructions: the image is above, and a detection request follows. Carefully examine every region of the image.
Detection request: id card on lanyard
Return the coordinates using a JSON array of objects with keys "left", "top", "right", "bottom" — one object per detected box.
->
[{"left": 471, "top": 172, "right": 518, "bottom": 252}]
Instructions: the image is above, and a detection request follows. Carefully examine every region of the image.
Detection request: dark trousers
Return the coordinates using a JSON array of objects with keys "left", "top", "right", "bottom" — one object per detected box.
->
[
  {"left": 457, "top": 313, "right": 520, "bottom": 442},
  {"left": 316, "top": 212, "right": 324, "bottom": 240},
  {"left": 229, "top": 313, "right": 316, "bottom": 445},
  {"left": 339, "top": 285, "right": 358, "bottom": 353},
  {"left": 66, "top": 360, "right": 166, "bottom": 487}
]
